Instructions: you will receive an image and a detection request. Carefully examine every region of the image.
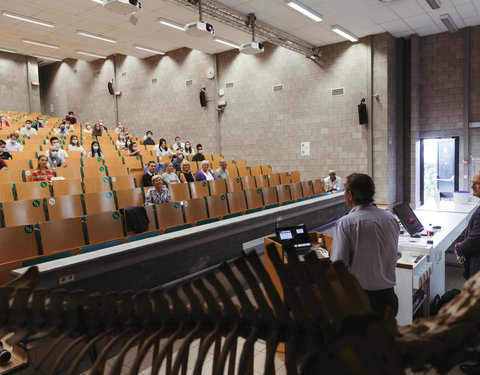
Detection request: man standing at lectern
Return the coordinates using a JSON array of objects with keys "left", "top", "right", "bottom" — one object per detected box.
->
[{"left": 330, "top": 173, "right": 400, "bottom": 317}]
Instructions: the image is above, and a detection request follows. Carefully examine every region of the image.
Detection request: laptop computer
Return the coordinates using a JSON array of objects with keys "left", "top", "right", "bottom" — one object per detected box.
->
[
  {"left": 392, "top": 202, "right": 425, "bottom": 237},
  {"left": 275, "top": 224, "right": 313, "bottom": 259}
]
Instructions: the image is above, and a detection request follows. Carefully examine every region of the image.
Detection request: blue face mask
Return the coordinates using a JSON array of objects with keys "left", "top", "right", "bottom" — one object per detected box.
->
[
  {"left": 60, "top": 127, "right": 65, "bottom": 131},
  {"left": 120, "top": 135, "right": 124, "bottom": 140},
  {"left": 93, "top": 145, "right": 99, "bottom": 151},
  {"left": 147, "top": 134, "right": 152, "bottom": 138},
  {"left": 176, "top": 140, "right": 181, "bottom": 144},
  {"left": 51, "top": 151, "right": 58, "bottom": 158},
  {"left": 178, "top": 154, "right": 183, "bottom": 160},
  {"left": 126, "top": 141, "right": 131, "bottom": 146},
  {"left": 133, "top": 147, "right": 137, "bottom": 151},
  {"left": 198, "top": 150, "right": 203, "bottom": 154}
]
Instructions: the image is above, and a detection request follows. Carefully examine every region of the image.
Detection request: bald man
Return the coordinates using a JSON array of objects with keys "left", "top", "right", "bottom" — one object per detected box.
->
[{"left": 324, "top": 169, "right": 342, "bottom": 192}]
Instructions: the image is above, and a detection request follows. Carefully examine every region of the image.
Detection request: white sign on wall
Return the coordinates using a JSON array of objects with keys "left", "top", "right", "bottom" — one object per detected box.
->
[
  {"left": 49, "top": 104, "right": 54, "bottom": 113},
  {"left": 301, "top": 142, "right": 310, "bottom": 156}
]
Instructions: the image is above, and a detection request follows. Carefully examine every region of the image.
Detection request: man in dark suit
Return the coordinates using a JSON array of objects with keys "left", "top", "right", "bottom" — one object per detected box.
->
[{"left": 456, "top": 171, "right": 480, "bottom": 375}]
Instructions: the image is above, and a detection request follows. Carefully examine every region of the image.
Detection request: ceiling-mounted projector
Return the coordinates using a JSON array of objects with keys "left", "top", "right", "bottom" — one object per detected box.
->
[
  {"left": 103, "top": 0, "right": 142, "bottom": 15},
  {"left": 184, "top": 22, "right": 214, "bottom": 37},
  {"left": 239, "top": 42, "right": 264, "bottom": 55}
]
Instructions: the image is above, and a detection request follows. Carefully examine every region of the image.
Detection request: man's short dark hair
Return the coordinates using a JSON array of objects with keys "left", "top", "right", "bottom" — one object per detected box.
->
[
  {"left": 196, "top": 144, "right": 202, "bottom": 149},
  {"left": 148, "top": 160, "right": 156, "bottom": 165},
  {"left": 0, "top": 140, "right": 6, "bottom": 146},
  {"left": 50, "top": 137, "right": 59, "bottom": 143},
  {"left": 345, "top": 173, "right": 375, "bottom": 205},
  {"left": 25, "top": 120, "right": 32, "bottom": 124}
]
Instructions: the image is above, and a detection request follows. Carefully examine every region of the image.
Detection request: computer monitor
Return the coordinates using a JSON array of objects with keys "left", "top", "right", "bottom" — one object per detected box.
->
[
  {"left": 393, "top": 202, "right": 424, "bottom": 236},
  {"left": 275, "top": 224, "right": 312, "bottom": 249}
]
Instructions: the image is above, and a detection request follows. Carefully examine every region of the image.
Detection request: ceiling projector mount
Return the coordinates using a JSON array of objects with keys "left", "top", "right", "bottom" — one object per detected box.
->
[
  {"left": 184, "top": 0, "right": 215, "bottom": 37},
  {"left": 103, "top": 0, "right": 142, "bottom": 25},
  {"left": 239, "top": 13, "right": 264, "bottom": 55}
]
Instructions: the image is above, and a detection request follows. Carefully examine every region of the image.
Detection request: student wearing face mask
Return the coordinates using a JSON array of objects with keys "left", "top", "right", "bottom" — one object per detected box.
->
[
  {"left": 55, "top": 122, "right": 70, "bottom": 137},
  {"left": 68, "top": 135, "right": 86, "bottom": 155},
  {"left": 5, "top": 133, "right": 23, "bottom": 152},
  {"left": 46, "top": 137, "right": 69, "bottom": 159},
  {"left": 65, "top": 111, "right": 76, "bottom": 124},
  {"left": 115, "top": 122, "right": 124, "bottom": 135},
  {"left": 92, "top": 123, "right": 103, "bottom": 137},
  {"left": 172, "top": 149, "right": 185, "bottom": 172},
  {"left": 65, "top": 119, "right": 75, "bottom": 132},
  {"left": 127, "top": 141, "right": 143, "bottom": 157},
  {"left": 83, "top": 123, "right": 93, "bottom": 133},
  {"left": 116, "top": 133, "right": 126, "bottom": 146},
  {"left": 0, "top": 140, "right": 12, "bottom": 160},
  {"left": 123, "top": 136, "right": 133, "bottom": 151},
  {"left": 20, "top": 120, "right": 37, "bottom": 137},
  {"left": 36, "top": 116, "right": 46, "bottom": 128},
  {"left": 143, "top": 131, "right": 155, "bottom": 146},
  {"left": 47, "top": 146, "right": 67, "bottom": 170},
  {"left": 172, "top": 136, "right": 185, "bottom": 151},
  {"left": 88, "top": 141, "right": 103, "bottom": 158},
  {"left": 184, "top": 141, "right": 193, "bottom": 155},
  {"left": 192, "top": 144, "right": 205, "bottom": 162},
  {"left": 0, "top": 114, "right": 10, "bottom": 128}
]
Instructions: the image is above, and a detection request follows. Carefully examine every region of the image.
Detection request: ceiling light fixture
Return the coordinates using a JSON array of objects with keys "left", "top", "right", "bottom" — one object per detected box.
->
[
  {"left": 158, "top": 18, "right": 184, "bottom": 31},
  {"left": 214, "top": 37, "right": 239, "bottom": 48},
  {"left": 425, "top": 0, "right": 441, "bottom": 10},
  {"left": 77, "top": 50, "right": 107, "bottom": 59},
  {"left": 32, "top": 54, "right": 62, "bottom": 62},
  {"left": 22, "top": 39, "right": 59, "bottom": 49},
  {"left": 285, "top": 0, "right": 323, "bottom": 22},
  {"left": 134, "top": 45, "right": 165, "bottom": 54},
  {"left": 2, "top": 11, "right": 55, "bottom": 28},
  {"left": 77, "top": 30, "right": 117, "bottom": 43},
  {"left": 439, "top": 13, "right": 458, "bottom": 32},
  {"left": 331, "top": 25, "right": 358, "bottom": 42},
  {"left": 0, "top": 47, "right": 16, "bottom": 53},
  {"left": 90, "top": 0, "right": 104, "bottom": 4}
]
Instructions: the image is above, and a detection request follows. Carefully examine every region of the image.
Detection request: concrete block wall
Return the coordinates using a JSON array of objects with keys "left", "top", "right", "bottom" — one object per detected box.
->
[
  {"left": 38, "top": 38, "right": 394, "bottom": 202},
  {"left": 0, "top": 52, "right": 40, "bottom": 114}
]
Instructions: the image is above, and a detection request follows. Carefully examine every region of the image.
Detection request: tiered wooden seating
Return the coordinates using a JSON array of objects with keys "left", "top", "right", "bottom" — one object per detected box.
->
[
  {"left": 83, "top": 191, "right": 116, "bottom": 214},
  {"left": 115, "top": 188, "right": 144, "bottom": 208},
  {"left": 51, "top": 179, "right": 83, "bottom": 196},
  {"left": 254, "top": 174, "right": 269, "bottom": 188},
  {"left": 183, "top": 198, "right": 211, "bottom": 225},
  {"left": 261, "top": 186, "right": 280, "bottom": 208},
  {"left": 227, "top": 191, "right": 247, "bottom": 215},
  {"left": 38, "top": 217, "right": 85, "bottom": 255},
  {"left": 168, "top": 183, "right": 190, "bottom": 202},
  {"left": 83, "top": 211, "right": 125, "bottom": 245},
  {"left": 275, "top": 184, "right": 294, "bottom": 205},
  {"left": 226, "top": 177, "right": 242, "bottom": 193},
  {"left": 205, "top": 194, "right": 229, "bottom": 219},
  {"left": 155, "top": 201, "right": 186, "bottom": 231},
  {"left": 241, "top": 176, "right": 256, "bottom": 190},
  {"left": 16, "top": 181, "right": 51, "bottom": 200},
  {"left": 189, "top": 181, "right": 209, "bottom": 199},
  {"left": 47, "top": 195, "right": 84, "bottom": 220},
  {"left": 209, "top": 179, "right": 226, "bottom": 196},
  {"left": 111, "top": 175, "right": 135, "bottom": 191},
  {"left": 244, "top": 189, "right": 264, "bottom": 212},
  {"left": 84, "top": 177, "right": 111, "bottom": 193},
  {"left": 0, "top": 184, "right": 15, "bottom": 202},
  {"left": 2, "top": 199, "right": 47, "bottom": 227}
]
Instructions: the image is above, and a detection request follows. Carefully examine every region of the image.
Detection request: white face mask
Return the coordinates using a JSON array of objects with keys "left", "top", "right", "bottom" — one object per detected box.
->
[{"left": 1, "top": 117, "right": 6, "bottom": 121}]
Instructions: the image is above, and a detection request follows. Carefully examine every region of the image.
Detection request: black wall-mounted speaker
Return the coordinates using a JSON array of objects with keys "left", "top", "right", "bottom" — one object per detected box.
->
[
  {"left": 108, "top": 80, "right": 114, "bottom": 96},
  {"left": 199, "top": 90, "right": 207, "bottom": 107},
  {"left": 358, "top": 102, "right": 368, "bottom": 125}
]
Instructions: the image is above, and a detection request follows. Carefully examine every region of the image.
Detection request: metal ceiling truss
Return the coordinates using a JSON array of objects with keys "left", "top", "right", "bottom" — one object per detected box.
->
[{"left": 163, "top": 0, "right": 319, "bottom": 57}]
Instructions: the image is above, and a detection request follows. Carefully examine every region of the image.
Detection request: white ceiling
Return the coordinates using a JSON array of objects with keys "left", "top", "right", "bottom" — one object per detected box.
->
[{"left": 0, "top": 0, "right": 479, "bottom": 63}]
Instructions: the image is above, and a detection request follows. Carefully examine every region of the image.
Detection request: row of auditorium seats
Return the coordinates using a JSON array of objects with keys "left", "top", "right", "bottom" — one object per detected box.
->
[{"left": 0, "top": 183, "right": 336, "bottom": 283}]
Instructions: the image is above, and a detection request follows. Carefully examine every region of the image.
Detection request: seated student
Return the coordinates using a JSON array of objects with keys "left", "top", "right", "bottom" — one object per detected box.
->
[
  {"left": 36, "top": 116, "right": 46, "bottom": 128},
  {"left": 46, "top": 137, "right": 69, "bottom": 159},
  {"left": 214, "top": 159, "right": 229, "bottom": 180},
  {"left": 83, "top": 123, "right": 93, "bottom": 133},
  {"left": 144, "top": 175, "right": 171, "bottom": 206},
  {"left": 123, "top": 136, "right": 133, "bottom": 150},
  {"left": 184, "top": 141, "right": 194, "bottom": 155},
  {"left": 92, "top": 123, "right": 103, "bottom": 137},
  {"left": 20, "top": 120, "right": 37, "bottom": 137},
  {"left": 114, "top": 122, "right": 124, "bottom": 135},
  {"left": 142, "top": 162, "right": 165, "bottom": 175},
  {"left": 142, "top": 161, "right": 157, "bottom": 187},
  {"left": 65, "top": 118, "right": 74, "bottom": 132},
  {"left": 65, "top": 111, "right": 76, "bottom": 124},
  {"left": 172, "top": 149, "right": 184, "bottom": 172},
  {"left": 32, "top": 155, "right": 53, "bottom": 182},
  {"left": 0, "top": 114, "right": 10, "bottom": 128},
  {"left": 157, "top": 138, "right": 174, "bottom": 158},
  {"left": 67, "top": 135, "right": 86, "bottom": 155},
  {"left": 192, "top": 144, "right": 205, "bottom": 162},
  {"left": 116, "top": 133, "right": 126, "bottom": 146},
  {"left": 0, "top": 140, "right": 12, "bottom": 160},
  {"left": 196, "top": 160, "right": 215, "bottom": 181},
  {"left": 47, "top": 145, "right": 67, "bottom": 170},
  {"left": 179, "top": 160, "right": 195, "bottom": 183},
  {"left": 87, "top": 141, "right": 103, "bottom": 158},
  {"left": 0, "top": 158, "right": 7, "bottom": 170},
  {"left": 172, "top": 136, "right": 185, "bottom": 151},
  {"left": 324, "top": 169, "right": 342, "bottom": 192},
  {"left": 5, "top": 133, "right": 23, "bottom": 152},
  {"left": 161, "top": 161, "right": 181, "bottom": 185},
  {"left": 55, "top": 122, "right": 70, "bottom": 137},
  {"left": 98, "top": 120, "right": 107, "bottom": 130},
  {"left": 143, "top": 131, "right": 155, "bottom": 145},
  {"left": 127, "top": 141, "right": 142, "bottom": 157}
]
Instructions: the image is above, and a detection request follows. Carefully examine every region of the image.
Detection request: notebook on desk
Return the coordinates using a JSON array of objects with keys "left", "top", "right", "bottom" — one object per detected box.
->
[{"left": 393, "top": 202, "right": 426, "bottom": 237}]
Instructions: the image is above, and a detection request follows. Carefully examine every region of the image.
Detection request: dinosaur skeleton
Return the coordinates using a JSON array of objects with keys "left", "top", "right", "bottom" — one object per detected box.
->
[{"left": 0, "top": 245, "right": 479, "bottom": 374}]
